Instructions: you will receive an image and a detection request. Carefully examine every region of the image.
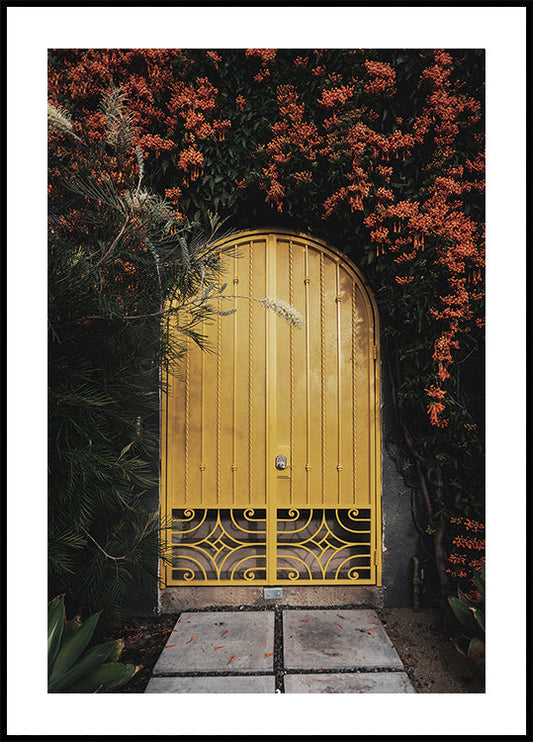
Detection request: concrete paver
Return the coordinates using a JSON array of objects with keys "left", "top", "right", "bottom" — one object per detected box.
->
[
  {"left": 145, "top": 608, "right": 414, "bottom": 693},
  {"left": 151, "top": 611, "right": 275, "bottom": 674},
  {"left": 284, "top": 671, "right": 414, "bottom": 693},
  {"left": 145, "top": 675, "right": 276, "bottom": 693},
  {"left": 283, "top": 609, "right": 404, "bottom": 670}
]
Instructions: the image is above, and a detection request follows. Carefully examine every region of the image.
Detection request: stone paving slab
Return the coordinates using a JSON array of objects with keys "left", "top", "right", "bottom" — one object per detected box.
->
[
  {"left": 145, "top": 675, "right": 276, "bottom": 693},
  {"left": 284, "top": 672, "right": 415, "bottom": 693},
  {"left": 283, "top": 609, "right": 404, "bottom": 670},
  {"left": 151, "top": 611, "right": 275, "bottom": 674}
]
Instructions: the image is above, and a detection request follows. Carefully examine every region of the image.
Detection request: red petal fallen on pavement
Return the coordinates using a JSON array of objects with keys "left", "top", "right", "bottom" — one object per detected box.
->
[
  {"left": 298, "top": 619, "right": 309, "bottom": 622},
  {"left": 221, "top": 630, "right": 229, "bottom": 636},
  {"left": 214, "top": 646, "right": 225, "bottom": 650},
  {"left": 165, "top": 644, "right": 177, "bottom": 649},
  {"left": 228, "top": 656, "right": 237, "bottom": 663},
  {"left": 265, "top": 653, "right": 274, "bottom": 657},
  {"left": 334, "top": 622, "right": 342, "bottom": 628},
  {"left": 336, "top": 615, "right": 345, "bottom": 619},
  {"left": 186, "top": 637, "right": 195, "bottom": 643}
]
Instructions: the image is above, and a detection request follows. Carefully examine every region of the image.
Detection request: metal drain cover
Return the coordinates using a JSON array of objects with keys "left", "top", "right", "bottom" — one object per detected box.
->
[{"left": 263, "top": 587, "right": 283, "bottom": 599}]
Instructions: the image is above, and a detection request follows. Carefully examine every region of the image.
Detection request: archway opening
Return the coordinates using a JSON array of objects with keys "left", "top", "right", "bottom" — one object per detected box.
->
[{"left": 161, "top": 230, "right": 381, "bottom": 586}]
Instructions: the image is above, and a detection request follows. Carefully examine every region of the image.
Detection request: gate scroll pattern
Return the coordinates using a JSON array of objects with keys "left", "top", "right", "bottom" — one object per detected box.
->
[{"left": 171, "top": 508, "right": 373, "bottom": 583}]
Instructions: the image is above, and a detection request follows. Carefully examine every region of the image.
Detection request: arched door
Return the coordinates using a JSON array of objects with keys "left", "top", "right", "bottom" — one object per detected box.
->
[{"left": 161, "top": 230, "right": 381, "bottom": 586}]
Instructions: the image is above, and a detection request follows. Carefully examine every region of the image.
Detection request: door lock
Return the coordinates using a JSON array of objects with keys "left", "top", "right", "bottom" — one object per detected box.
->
[{"left": 275, "top": 454, "right": 288, "bottom": 470}]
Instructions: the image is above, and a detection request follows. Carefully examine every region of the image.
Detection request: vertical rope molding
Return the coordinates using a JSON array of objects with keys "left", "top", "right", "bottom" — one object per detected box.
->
[
  {"left": 320, "top": 252, "right": 326, "bottom": 505},
  {"left": 216, "top": 294, "right": 221, "bottom": 503},
  {"left": 184, "top": 340, "right": 190, "bottom": 505},
  {"left": 352, "top": 282, "right": 357, "bottom": 505},
  {"left": 289, "top": 241, "right": 294, "bottom": 504},
  {"left": 336, "top": 261, "right": 342, "bottom": 506},
  {"left": 248, "top": 244, "right": 254, "bottom": 506},
  {"left": 232, "top": 253, "right": 238, "bottom": 505},
  {"left": 200, "top": 318, "right": 205, "bottom": 506},
  {"left": 304, "top": 245, "right": 311, "bottom": 505}
]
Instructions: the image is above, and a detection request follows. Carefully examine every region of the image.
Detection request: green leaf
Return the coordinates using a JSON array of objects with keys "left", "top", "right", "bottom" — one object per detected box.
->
[
  {"left": 63, "top": 618, "right": 83, "bottom": 640},
  {"left": 67, "top": 661, "right": 138, "bottom": 693},
  {"left": 475, "top": 565, "right": 485, "bottom": 603},
  {"left": 452, "top": 635, "right": 469, "bottom": 657},
  {"left": 117, "top": 441, "right": 135, "bottom": 462},
  {"left": 50, "top": 639, "right": 123, "bottom": 692},
  {"left": 48, "top": 596, "right": 65, "bottom": 671},
  {"left": 49, "top": 609, "right": 101, "bottom": 687},
  {"left": 448, "top": 596, "right": 479, "bottom": 637},
  {"left": 105, "top": 637, "right": 125, "bottom": 664},
  {"left": 467, "top": 636, "right": 485, "bottom": 660}
]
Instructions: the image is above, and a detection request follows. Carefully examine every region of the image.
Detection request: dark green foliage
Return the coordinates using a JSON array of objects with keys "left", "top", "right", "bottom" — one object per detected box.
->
[
  {"left": 48, "top": 595, "right": 138, "bottom": 692},
  {"left": 448, "top": 565, "right": 485, "bottom": 662},
  {"left": 48, "top": 98, "right": 230, "bottom": 622}
]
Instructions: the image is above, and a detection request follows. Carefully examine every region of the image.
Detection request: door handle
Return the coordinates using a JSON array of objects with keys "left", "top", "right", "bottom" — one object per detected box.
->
[{"left": 275, "top": 454, "right": 290, "bottom": 470}]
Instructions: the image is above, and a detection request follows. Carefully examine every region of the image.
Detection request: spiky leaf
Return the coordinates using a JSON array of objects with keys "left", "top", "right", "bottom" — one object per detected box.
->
[
  {"left": 467, "top": 636, "right": 485, "bottom": 662},
  {"left": 475, "top": 565, "right": 485, "bottom": 603},
  {"left": 48, "top": 596, "right": 65, "bottom": 671},
  {"left": 474, "top": 607, "right": 485, "bottom": 633},
  {"left": 48, "top": 610, "right": 101, "bottom": 686},
  {"left": 448, "top": 596, "right": 480, "bottom": 637},
  {"left": 67, "top": 662, "right": 139, "bottom": 693},
  {"left": 50, "top": 639, "right": 122, "bottom": 692}
]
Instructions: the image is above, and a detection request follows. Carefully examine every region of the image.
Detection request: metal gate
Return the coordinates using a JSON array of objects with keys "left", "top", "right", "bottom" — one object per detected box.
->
[{"left": 161, "top": 230, "right": 381, "bottom": 586}]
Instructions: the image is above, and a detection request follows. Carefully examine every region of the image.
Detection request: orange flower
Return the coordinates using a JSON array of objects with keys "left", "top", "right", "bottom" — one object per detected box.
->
[
  {"left": 395, "top": 276, "right": 414, "bottom": 285},
  {"left": 364, "top": 60, "right": 396, "bottom": 96},
  {"left": 427, "top": 401, "right": 445, "bottom": 425},
  {"left": 318, "top": 85, "right": 355, "bottom": 108},
  {"left": 206, "top": 50, "right": 221, "bottom": 67},
  {"left": 425, "top": 384, "right": 446, "bottom": 399}
]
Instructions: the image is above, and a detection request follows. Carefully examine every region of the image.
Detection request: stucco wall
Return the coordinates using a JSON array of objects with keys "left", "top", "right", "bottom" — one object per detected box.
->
[{"left": 379, "top": 350, "right": 421, "bottom": 608}]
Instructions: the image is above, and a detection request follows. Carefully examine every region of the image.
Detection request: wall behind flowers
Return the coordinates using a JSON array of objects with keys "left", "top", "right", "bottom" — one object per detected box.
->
[{"left": 49, "top": 48, "right": 485, "bottom": 605}]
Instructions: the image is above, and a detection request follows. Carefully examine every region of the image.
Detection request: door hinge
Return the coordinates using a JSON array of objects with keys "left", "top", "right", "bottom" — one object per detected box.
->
[{"left": 373, "top": 345, "right": 377, "bottom": 360}]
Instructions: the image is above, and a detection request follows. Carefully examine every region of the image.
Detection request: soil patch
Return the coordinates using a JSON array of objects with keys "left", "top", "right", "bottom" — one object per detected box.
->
[
  {"left": 378, "top": 606, "right": 484, "bottom": 693},
  {"left": 106, "top": 606, "right": 484, "bottom": 694}
]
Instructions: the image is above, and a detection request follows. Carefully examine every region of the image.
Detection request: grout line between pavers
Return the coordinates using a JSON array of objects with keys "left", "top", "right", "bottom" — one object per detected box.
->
[
  {"left": 152, "top": 668, "right": 407, "bottom": 678},
  {"left": 153, "top": 671, "right": 276, "bottom": 678},
  {"left": 273, "top": 605, "right": 285, "bottom": 693},
  {"left": 283, "top": 667, "right": 408, "bottom": 675},
  {"left": 166, "top": 603, "right": 380, "bottom": 614}
]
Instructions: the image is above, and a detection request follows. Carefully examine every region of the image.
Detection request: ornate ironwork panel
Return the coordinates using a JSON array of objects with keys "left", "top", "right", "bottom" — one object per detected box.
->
[
  {"left": 169, "top": 507, "right": 374, "bottom": 584},
  {"left": 276, "top": 508, "right": 372, "bottom": 581},
  {"left": 171, "top": 508, "right": 266, "bottom": 582}
]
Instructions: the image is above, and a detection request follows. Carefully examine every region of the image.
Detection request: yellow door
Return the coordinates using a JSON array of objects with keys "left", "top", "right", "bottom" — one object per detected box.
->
[{"left": 161, "top": 230, "right": 381, "bottom": 586}]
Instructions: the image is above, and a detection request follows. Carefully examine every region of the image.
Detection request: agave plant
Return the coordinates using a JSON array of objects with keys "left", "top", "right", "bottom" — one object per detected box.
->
[
  {"left": 447, "top": 565, "right": 485, "bottom": 663},
  {"left": 48, "top": 596, "right": 138, "bottom": 692}
]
